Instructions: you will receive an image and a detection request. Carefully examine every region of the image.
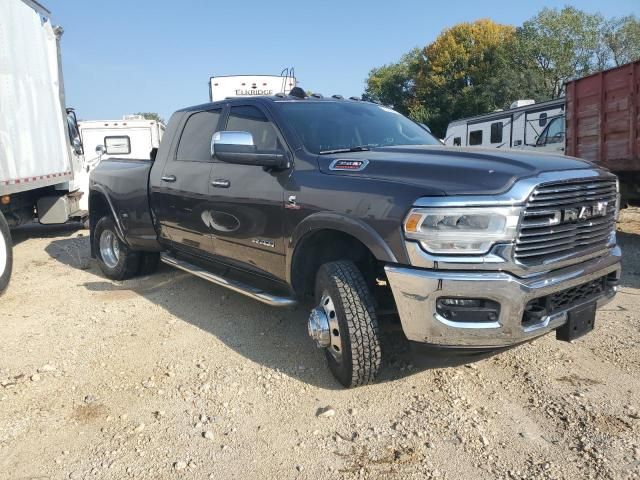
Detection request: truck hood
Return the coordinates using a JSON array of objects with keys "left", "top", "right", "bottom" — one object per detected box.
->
[{"left": 318, "top": 145, "right": 596, "bottom": 195}]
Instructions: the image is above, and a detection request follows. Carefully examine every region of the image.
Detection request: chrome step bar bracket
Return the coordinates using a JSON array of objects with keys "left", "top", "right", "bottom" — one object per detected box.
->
[{"left": 160, "top": 253, "right": 297, "bottom": 308}]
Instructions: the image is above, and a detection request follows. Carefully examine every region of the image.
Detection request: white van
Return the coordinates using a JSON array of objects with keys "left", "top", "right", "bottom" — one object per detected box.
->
[{"left": 444, "top": 99, "right": 564, "bottom": 150}]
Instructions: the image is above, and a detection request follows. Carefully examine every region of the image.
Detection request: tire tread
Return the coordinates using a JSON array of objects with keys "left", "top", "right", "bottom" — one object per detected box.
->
[{"left": 317, "top": 260, "right": 382, "bottom": 387}]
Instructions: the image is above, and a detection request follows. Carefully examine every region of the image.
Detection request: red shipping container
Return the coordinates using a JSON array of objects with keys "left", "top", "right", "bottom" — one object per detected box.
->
[{"left": 565, "top": 60, "right": 640, "bottom": 172}]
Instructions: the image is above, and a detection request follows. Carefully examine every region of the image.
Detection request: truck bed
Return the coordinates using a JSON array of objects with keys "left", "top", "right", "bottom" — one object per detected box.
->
[{"left": 89, "top": 158, "right": 160, "bottom": 252}]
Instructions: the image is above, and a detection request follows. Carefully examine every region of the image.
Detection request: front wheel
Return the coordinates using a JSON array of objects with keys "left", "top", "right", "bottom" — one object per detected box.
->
[
  {"left": 309, "top": 261, "right": 382, "bottom": 387},
  {"left": 93, "top": 216, "right": 140, "bottom": 280},
  {"left": 0, "top": 211, "right": 13, "bottom": 296}
]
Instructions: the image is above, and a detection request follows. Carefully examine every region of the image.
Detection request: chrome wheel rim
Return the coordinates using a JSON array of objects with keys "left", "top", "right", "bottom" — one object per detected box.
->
[
  {"left": 99, "top": 229, "right": 120, "bottom": 269},
  {"left": 308, "top": 307, "right": 331, "bottom": 348},
  {"left": 0, "top": 229, "right": 6, "bottom": 276},
  {"left": 320, "top": 293, "right": 343, "bottom": 362}
]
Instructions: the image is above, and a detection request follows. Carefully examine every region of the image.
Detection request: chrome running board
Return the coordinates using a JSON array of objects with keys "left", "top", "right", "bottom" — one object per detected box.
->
[{"left": 160, "top": 253, "right": 297, "bottom": 308}]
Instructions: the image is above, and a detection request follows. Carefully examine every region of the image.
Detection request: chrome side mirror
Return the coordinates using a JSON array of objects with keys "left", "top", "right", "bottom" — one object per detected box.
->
[
  {"left": 96, "top": 144, "right": 106, "bottom": 156},
  {"left": 211, "top": 131, "right": 255, "bottom": 157},
  {"left": 72, "top": 137, "right": 83, "bottom": 155},
  {"left": 211, "top": 130, "right": 288, "bottom": 169}
]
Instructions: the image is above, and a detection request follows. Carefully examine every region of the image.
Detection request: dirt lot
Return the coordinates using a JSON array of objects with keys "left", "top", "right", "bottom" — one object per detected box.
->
[{"left": 1, "top": 214, "right": 640, "bottom": 480}]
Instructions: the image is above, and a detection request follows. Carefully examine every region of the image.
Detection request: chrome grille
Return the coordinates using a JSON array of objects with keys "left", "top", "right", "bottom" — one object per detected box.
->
[{"left": 515, "top": 177, "right": 617, "bottom": 265}]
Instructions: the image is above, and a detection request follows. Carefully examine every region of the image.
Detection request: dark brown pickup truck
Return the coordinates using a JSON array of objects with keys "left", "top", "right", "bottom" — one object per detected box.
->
[{"left": 88, "top": 92, "right": 621, "bottom": 387}]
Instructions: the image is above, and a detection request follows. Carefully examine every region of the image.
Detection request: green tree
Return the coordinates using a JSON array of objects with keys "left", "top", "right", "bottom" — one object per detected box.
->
[
  {"left": 363, "top": 7, "right": 640, "bottom": 138},
  {"left": 602, "top": 15, "right": 640, "bottom": 66},
  {"left": 514, "top": 7, "right": 606, "bottom": 98},
  {"left": 365, "top": 20, "right": 516, "bottom": 136},
  {"left": 134, "top": 112, "right": 165, "bottom": 124},
  {"left": 363, "top": 48, "right": 425, "bottom": 117},
  {"left": 418, "top": 19, "right": 516, "bottom": 136}
]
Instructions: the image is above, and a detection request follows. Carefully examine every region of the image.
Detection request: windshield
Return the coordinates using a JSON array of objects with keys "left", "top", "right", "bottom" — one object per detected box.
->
[{"left": 276, "top": 101, "right": 440, "bottom": 154}]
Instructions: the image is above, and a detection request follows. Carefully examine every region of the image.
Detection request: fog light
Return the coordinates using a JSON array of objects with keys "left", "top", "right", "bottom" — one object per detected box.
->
[
  {"left": 436, "top": 298, "right": 500, "bottom": 323},
  {"left": 439, "top": 298, "right": 482, "bottom": 307}
]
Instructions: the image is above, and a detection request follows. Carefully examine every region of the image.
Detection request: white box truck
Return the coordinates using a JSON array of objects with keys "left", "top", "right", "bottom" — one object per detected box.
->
[
  {"left": 209, "top": 69, "right": 297, "bottom": 102},
  {"left": 78, "top": 116, "right": 165, "bottom": 210},
  {"left": 0, "top": 0, "right": 86, "bottom": 295}
]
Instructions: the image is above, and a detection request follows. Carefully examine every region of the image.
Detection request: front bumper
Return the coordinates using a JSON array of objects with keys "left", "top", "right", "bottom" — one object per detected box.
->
[{"left": 384, "top": 247, "right": 621, "bottom": 348}]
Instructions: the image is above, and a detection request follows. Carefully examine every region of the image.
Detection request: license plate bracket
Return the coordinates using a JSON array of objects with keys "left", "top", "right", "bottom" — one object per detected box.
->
[{"left": 556, "top": 302, "right": 596, "bottom": 342}]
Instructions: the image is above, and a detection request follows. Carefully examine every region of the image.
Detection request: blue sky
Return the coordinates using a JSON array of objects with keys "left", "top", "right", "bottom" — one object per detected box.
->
[{"left": 51, "top": 0, "right": 639, "bottom": 122}]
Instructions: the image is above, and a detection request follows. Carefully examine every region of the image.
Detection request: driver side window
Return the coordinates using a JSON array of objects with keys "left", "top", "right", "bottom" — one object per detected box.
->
[{"left": 225, "top": 105, "right": 281, "bottom": 151}]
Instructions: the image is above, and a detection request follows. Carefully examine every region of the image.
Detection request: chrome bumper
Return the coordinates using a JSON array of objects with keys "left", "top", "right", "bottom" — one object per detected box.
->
[{"left": 384, "top": 247, "right": 621, "bottom": 348}]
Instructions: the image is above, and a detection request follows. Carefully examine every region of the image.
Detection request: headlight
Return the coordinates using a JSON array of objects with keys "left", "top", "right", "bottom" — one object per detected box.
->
[{"left": 403, "top": 206, "right": 522, "bottom": 254}]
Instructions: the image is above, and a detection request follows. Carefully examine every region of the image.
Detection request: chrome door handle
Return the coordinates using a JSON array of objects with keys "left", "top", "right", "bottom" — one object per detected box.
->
[
  {"left": 211, "top": 179, "right": 230, "bottom": 188},
  {"left": 161, "top": 175, "right": 176, "bottom": 182}
]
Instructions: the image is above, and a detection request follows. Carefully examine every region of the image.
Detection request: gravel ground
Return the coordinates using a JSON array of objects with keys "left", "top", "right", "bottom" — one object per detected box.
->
[{"left": 1, "top": 214, "right": 639, "bottom": 480}]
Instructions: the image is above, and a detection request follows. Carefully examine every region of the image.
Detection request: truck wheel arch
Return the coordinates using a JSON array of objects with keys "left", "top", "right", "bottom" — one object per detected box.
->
[
  {"left": 287, "top": 213, "right": 397, "bottom": 297},
  {"left": 88, "top": 187, "right": 128, "bottom": 257}
]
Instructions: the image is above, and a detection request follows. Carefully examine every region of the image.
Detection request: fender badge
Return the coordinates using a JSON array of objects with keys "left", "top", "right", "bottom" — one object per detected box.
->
[
  {"left": 329, "top": 159, "right": 369, "bottom": 171},
  {"left": 252, "top": 238, "right": 275, "bottom": 248}
]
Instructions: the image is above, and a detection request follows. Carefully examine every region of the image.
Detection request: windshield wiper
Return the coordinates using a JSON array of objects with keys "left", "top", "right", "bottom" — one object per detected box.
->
[{"left": 319, "top": 145, "right": 371, "bottom": 155}]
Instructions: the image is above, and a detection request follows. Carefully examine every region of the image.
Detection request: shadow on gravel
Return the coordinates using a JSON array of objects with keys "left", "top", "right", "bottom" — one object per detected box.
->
[
  {"left": 616, "top": 231, "right": 640, "bottom": 289},
  {"left": 11, "top": 221, "right": 85, "bottom": 247},
  {"left": 44, "top": 231, "right": 93, "bottom": 270},
  {"left": 44, "top": 236, "right": 518, "bottom": 389}
]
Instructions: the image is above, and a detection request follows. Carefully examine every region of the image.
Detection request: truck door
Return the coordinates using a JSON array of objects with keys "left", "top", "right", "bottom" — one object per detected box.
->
[
  {"left": 154, "top": 108, "right": 223, "bottom": 255},
  {"left": 206, "top": 104, "right": 288, "bottom": 281}
]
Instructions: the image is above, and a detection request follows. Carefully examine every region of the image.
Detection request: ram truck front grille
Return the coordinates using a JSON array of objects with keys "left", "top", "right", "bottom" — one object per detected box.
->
[{"left": 515, "top": 178, "right": 617, "bottom": 265}]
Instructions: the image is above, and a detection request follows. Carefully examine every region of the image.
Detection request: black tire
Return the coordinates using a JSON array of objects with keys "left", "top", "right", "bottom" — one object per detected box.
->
[
  {"left": 315, "top": 261, "right": 382, "bottom": 387},
  {"left": 0, "top": 211, "right": 13, "bottom": 296},
  {"left": 93, "top": 216, "right": 140, "bottom": 280},
  {"left": 138, "top": 252, "right": 160, "bottom": 276}
]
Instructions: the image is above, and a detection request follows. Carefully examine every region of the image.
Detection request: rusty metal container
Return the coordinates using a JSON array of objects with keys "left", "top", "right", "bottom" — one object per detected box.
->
[{"left": 566, "top": 60, "right": 639, "bottom": 173}]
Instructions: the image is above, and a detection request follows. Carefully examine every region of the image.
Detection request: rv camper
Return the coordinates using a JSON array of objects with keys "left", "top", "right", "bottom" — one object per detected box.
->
[
  {"left": 209, "top": 69, "right": 297, "bottom": 102},
  {"left": 444, "top": 99, "right": 565, "bottom": 149},
  {"left": 78, "top": 116, "right": 165, "bottom": 210}
]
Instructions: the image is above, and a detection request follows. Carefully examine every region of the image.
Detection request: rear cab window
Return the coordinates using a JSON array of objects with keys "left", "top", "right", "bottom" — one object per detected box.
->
[{"left": 176, "top": 109, "right": 223, "bottom": 162}]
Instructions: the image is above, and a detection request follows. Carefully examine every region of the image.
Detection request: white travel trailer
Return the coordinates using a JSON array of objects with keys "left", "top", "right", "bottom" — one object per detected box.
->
[
  {"left": 209, "top": 69, "right": 297, "bottom": 102},
  {"left": 0, "top": 0, "right": 86, "bottom": 294},
  {"left": 444, "top": 99, "right": 565, "bottom": 150},
  {"left": 78, "top": 116, "right": 165, "bottom": 210}
]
